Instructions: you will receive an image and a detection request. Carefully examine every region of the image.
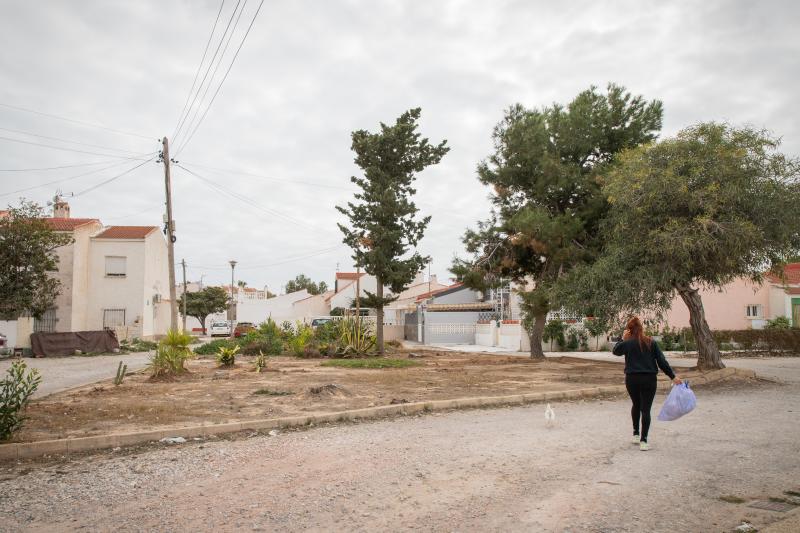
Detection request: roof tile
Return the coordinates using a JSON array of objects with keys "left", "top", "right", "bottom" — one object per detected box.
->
[
  {"left": 43, "top": 218, "right": 101, "bottom": 231},
  {"left": 93, "top": 226, "right": 157, "bottom": 239}
]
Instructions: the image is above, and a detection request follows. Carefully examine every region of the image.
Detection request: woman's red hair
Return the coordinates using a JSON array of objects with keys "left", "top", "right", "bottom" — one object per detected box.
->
[{"left": 626, "top": 316, "right": 653, "bottom": 350}]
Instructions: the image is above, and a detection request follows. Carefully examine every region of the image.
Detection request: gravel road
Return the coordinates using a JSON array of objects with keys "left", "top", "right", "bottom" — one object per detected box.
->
[
  {"left": 2, "top": 364, "right": 798, "bottom": 532},
  {"left": 0, "top": 352, "right": 152, "bottom": 397}
]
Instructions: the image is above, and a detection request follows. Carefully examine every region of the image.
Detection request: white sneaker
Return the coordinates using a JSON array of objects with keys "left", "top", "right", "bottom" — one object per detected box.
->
[
  {"left": 632, "top": 435, "right": 640, "bottom": 444},
  {"left": 640, "top": 441, "right": 650, "bottom": 451}
]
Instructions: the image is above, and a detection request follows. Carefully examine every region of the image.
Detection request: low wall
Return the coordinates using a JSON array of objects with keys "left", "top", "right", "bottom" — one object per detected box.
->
[
  {"left": 383, "top": 325, "right": 404, "bottom": 342},
  {"left": 475, "top": 322, "right": 497, "bottom": 346}
]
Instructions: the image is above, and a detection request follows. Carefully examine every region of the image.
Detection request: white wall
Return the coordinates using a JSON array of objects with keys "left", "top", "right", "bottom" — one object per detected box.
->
[
  {"left": 0, "top": 320, "right": 17, "bottom": 350},
  {"left": 236, "top": 290, "right": 311, "bottom": 325},
  {"left": 143, "top": 231, "right": 171, "bottom": 337},
  {"left": 87, "top": 238, "right": 146, "bottom": 335}
]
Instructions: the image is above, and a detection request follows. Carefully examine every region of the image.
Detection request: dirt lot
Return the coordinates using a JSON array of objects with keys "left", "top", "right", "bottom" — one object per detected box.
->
[{"left": 14, "top": 349, "right": 706, "bottom": 443}]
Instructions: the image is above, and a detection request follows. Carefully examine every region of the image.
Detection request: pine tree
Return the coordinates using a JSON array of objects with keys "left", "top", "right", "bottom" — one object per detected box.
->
[{"left": 337, "top": 108, "right": 449, "bottom": 354}]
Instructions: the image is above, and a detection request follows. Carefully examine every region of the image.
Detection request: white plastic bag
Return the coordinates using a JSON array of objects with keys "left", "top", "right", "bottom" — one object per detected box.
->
[{"left": 658, "top": 382, "right": 696, "bottom": 421}]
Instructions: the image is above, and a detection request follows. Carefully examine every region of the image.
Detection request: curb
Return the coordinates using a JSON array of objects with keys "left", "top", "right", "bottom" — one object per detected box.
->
[{"left": 0, "top": 367, "right": 755, "bottom": 461}]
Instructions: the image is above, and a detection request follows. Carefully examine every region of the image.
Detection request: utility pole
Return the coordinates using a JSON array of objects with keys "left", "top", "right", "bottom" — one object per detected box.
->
[
  {"left": 229, "top": 260, "right": 237, "bottom": 339},
  {"left": 181, "top": 259, "right": 188, "bottom": 333},
  {"left": 161, "top": 137, "right": 178, "bottom": 332}
]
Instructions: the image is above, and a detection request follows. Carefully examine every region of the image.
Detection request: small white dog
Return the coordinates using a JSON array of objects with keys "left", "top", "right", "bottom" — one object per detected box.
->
[{"left": 544, "top": 403, "right": 556, "bottom": 427}]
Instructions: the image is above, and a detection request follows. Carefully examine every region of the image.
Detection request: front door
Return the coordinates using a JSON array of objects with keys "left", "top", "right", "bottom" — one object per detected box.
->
[{"left": 792, "top": 298, "right": 800, "bottom": 328}]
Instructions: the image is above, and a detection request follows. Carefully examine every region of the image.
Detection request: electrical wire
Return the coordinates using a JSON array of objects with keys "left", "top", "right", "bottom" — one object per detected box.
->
[
  {"left": 0, "top": 160, "right": 121, "bottom": 172},
  {"left": 172, "top": 0, "right": 244, "bottom": 145},
  {"left": 0, "top": 135, "right": 157, "bottom": 160},
  {"left": 73, "top": 157, "right": 157, "bottom": 197},
  {"left": 175, "top": 0, "right": 266, "bottom": 155},
  {"left": 170, "top": 0, "right": 227, "bottom": 143},
  {"left": 0, "top": 159, "right": 141, "bottom": 199},
  {"left": 178, "top": 160, "right": 353, "bottom": 191},
  {"left": 175, "top": 163, "right": 329, "bottom": 233},
  {"left": 184, "top": 245, "right": 343, "bottom": 271},
  {"left": 104, "top": 204, "right": 163, "bottom": 221},
  {"left": 174, "top": 0, "right": 248, "bottom": 148},
  {"left": 0, "top": 102, "right": 152, "bottom": 140},
  {"left": 0, "top": 126, "right": 151, "bottom": 156}
]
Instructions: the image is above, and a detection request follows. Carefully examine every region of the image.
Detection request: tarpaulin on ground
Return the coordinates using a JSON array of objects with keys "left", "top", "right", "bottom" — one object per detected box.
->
[{"left": 30, "top": 330, "right": 120, "bottom": 357}]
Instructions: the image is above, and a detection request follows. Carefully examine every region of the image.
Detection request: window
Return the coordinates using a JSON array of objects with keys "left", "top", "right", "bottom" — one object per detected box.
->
[
  {"left": 745, "top": 305, "right": 762, "bottom": 318},
  {"left": 103, "top": 309, "right": 126, "bottom": 329},
  {"left": 105, "top": 256, "right": 126, "bottom": 277}
]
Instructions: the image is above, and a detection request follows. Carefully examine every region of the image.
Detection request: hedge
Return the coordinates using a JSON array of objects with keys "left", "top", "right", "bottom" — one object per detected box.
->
[{"left": 711, "top": 328, "right": 800, "bottom": 354}]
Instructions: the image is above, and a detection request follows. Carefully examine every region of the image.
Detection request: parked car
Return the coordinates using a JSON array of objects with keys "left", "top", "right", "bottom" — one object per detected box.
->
[
  {"left": 209, "top": 320, "right": 233, "bottom": 337},
  {"left": 310, "top": 317, "right": 334, "bottom": 328},
  {"left": 234, "top": 322, "right": 255, "bottom": 338}
]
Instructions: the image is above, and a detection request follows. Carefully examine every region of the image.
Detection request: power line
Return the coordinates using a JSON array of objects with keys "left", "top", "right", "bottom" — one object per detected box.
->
[
  {"left": 0, "top": 126, "right": 152, "bottom": 156},
  {"left": 178, "top": 160, "right": 353, "bottom": 191},
  {"left": 175, "top": 0, "right": 248, "bottom": 148},
  {"left": 184, "top": 245, "right": 343, "bottom": 271},
  {"left": 73, "top": 157, "right": 157, "bottom": 197},
  {"left": 104, "top": 204, "right": 163, "bottom": 221},
  {"left": 175, "top": 163, "right": 328, "bottom": 233},
  {"left": 0, "top": 160, "right": 121, "bottom": 172},
  {"left": 175, "top": 0, "right": 266, "bottom": 155},
  {"left": 171, "top": 0, "right": 228, "bottom": 142},
  {"left": 0, "top": 102, "right": 153, "bottom": 141},
  {"left": 0, "top": 159, "right": 138, "bottom": 199},
  {"left": 172, "top": 0, "right": 244, "bottom": 145},
  {"left": 0, "top": 135, "right": 157, "bottom": 160}
]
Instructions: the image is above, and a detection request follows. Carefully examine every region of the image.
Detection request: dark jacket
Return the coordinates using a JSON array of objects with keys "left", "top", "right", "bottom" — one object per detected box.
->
[{"left": 612, "top": 338, "right": 675, "bottom": 379}]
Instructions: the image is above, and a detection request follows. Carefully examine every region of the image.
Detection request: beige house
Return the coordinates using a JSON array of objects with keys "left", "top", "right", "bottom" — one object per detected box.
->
[{"left": 5, "top": 201, "right": 172, "bottom": 347}]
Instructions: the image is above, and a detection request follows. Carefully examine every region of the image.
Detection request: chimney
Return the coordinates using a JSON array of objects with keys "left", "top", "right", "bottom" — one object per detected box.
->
[{"left": 53, "top": 199, "right": 70, "bottom": 218}]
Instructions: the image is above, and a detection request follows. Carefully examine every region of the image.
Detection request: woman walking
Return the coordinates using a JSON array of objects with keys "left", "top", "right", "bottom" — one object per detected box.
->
[{"left": 613, "top": 316, "right": 682, "bottom": 451}]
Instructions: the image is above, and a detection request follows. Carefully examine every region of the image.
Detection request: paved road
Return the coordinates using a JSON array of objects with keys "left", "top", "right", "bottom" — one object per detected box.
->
[
  {"left": 2, "top": 359, "right": 799, "bottom": 532},
  {"left": 0, "top": 352, "right": 152, "bottom": 397}
]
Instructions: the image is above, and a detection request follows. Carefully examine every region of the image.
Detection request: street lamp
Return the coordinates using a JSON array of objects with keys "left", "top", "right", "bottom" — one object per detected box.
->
[{"left": 229, "top": 260, "right": 237, "bottom": 339}]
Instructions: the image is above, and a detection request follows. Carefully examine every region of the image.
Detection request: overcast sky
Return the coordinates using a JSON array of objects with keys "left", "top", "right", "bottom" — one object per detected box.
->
[{"left": 1, "top": 0, "right": 798, "bottom": 292}]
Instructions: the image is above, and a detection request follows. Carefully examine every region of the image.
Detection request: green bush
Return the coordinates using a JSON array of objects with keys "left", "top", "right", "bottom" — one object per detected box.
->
[
  {"left": 766, "top": 316, "right": 792, "bottom": 329},
  {"left": 194, "top": 338, "right": 237, "bottom": 355},
  {"left": 290, "top": 324, "right": 315, "bottom": 356},
  {"left": 1, "top": 361, "right": 42, "bottom": 441},
  {"left": 543, "top": 320, "right": 567, "bottom": 351},
  {"left": 712, "top": 328, "right": 800, "bottom": 354},
  {"left": 216, "top": 345, "right": 239, "bottom": 367},
  {"left": 120, "top": 338, "right": 158, "bottom": 352},
  {"left": 258, "top": 318, "right": 282, "bottom": 338},
  {"left": 240, "top": 338, "right": 283, "bottom": 356},
  {"left": 253, "top": 352, "right": 268, "bottom": 373},
  {"left": 149, "top": 329, "right": 194, "bottom": 377},
  {"left": 335, "top": 317, "right": 376, "bottom": 357}
]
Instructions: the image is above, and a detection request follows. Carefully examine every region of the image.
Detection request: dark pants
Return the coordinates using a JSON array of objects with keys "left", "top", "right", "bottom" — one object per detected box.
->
[{"left": 625, "top": 373, "right": 658, "bottom": 442}]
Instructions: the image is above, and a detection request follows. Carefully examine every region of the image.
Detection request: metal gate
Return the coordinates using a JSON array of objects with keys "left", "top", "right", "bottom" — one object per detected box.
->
[
  {"left": 103, "top": 309, "right": 126, "bottom": 329},
  {"left": 34, "top": 308, "right": 58, "bottom": 333},
  {"left": 404, "top": 311, "right": 419, "bottom": 341}
]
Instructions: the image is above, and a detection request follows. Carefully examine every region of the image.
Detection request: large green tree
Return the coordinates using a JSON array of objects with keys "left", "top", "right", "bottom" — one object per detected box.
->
[
  {"left": 285, "top": 274, "right": 328, "bottom": 295},
  {"left": 452, "top": 84, "right": 663, "bottom": 358},
  {"left": 562, "top": 123, "right": 800, "bottom": 369},
  {"left": 0, "top": 201, "right": 72, "bottom": 320},
  {"left": 337, "top": 108, "right": 449, "bottom": 354},
  {"left": 178, "top": 286, "right": 230, "bottom": 335}
]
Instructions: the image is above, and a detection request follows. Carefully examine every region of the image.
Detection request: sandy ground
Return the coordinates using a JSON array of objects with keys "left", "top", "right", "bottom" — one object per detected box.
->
[
  {"left": 0, "top": 352, "right": 153, "bottom": 398},
  {"left": 14, "top": 352, "right": 647, "bottom": 442},
  {"left": 1, "top": 365, "right": 798, "bottom": 532}
]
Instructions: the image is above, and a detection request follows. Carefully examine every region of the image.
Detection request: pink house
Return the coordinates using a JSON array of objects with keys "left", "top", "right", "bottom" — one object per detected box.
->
[{"left": 662, "top": 263, "right": 800, "bottom": 330}]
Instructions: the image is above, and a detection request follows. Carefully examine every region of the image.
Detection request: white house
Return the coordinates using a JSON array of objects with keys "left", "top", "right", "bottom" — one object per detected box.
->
[{"left": 1, "top": 201, "right": 172, "bottom": 349}]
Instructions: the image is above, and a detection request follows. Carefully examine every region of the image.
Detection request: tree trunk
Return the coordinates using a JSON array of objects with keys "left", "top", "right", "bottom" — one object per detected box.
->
[
  {"left": 197, "top": 314, "right": 207, "bottom": 335},
  {"left": 376, "top": 276, "right": 385, "bottom": 355},
  {"left": 528, "top": 311, "right": 547, "bottom": 359},
  {"left": 676, "top": 284, "right": 725, "bottom": 370}
]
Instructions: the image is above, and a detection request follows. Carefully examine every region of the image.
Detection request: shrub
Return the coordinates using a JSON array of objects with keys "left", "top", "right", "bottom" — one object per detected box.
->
[
  {"left": 253, "top": 352, "right": 268, "bottom": 373},
  {"left": 290, "top": 324, "right": 315, "bottom": 356},
  {"left": 149, "top": 329, "right": 194, "bottom": 377},
  {"left": 335, "top": 317, "right": 376, "bottom": 357},
  {"left": 216, "top": 345, "right": 239, "bottom": 367},
  {"left": 711, "top": 328, "right": 800, "bottom": 354},
  {"left": 240, "top": 338, "right": 283, "bottom": 356},
  {"left": 258, "top": 318, "right": 282, "bottom": 338},
  {"left": 120, "top": 338, "right": 158, "bottom": 352},
  {"left": 0, "top": 361, "right": 42, "bottom": 441},
  {"left": 194, "top": 338, "right": 237, "bottom": 355},
  {"left": 543, "top": 320, "right": 566, "bottom": 351},
  {"left": 766, "top": 316, "right": 792, "bottom": 330},
  {"left": 280, "top": 321, "right": 295, "bottom": 338},
  {"left": 565, "top": 328, "right": 579, "bottom": 351}
]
